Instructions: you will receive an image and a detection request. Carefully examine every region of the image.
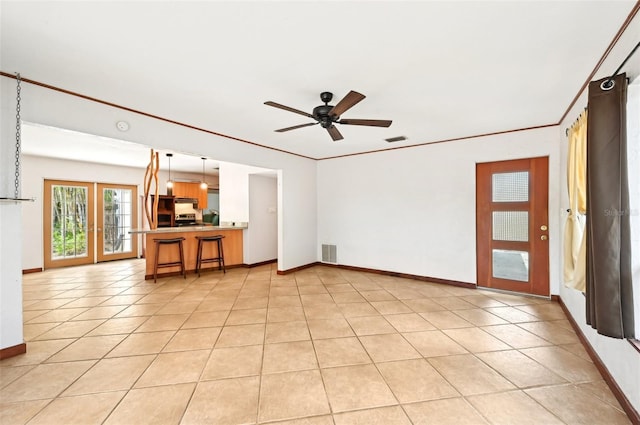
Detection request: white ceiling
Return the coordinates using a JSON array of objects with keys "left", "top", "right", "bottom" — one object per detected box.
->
[
  {"left": 1, "top": 1, "right": 638, "bottom": 162},
  {"left": 21, "top": 122, "right": 222, "bottom": 175}
]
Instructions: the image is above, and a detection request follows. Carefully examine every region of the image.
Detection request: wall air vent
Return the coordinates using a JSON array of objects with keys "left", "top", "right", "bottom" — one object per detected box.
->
[
  {"left": 385, "top": 136, "right": 407, "bottom": 143},
  {"left": 322, "top": 244, "right": 337, "bottom": 263}
]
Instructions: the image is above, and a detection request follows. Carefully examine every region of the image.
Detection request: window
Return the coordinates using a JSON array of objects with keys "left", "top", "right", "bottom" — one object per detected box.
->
[{"left": 627, "top": 76, "right": 640, "bottom": 339}]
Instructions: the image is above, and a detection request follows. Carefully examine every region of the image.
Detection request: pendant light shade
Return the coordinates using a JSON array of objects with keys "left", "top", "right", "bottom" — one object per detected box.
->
[
  {"left": 200, "top": 157, "right": 208, "bottom": 190},
  {"left": 166, "top": 153, "right": 174, "bottom": 195}
]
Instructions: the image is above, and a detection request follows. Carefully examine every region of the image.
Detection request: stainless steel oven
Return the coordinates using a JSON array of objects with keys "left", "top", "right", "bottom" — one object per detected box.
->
[{"left": 175, "top": 213, "right": 197, "bottom": 226}]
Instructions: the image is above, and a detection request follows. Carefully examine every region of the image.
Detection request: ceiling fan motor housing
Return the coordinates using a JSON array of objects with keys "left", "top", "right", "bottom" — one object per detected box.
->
[{"left": 313, "top": 104, "right": 337, "bottom": 127}]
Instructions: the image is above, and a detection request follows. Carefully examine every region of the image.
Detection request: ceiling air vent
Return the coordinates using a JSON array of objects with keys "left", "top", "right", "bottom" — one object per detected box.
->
[{"left": 385, "top": 136, "right": 407, "bottom": 143}]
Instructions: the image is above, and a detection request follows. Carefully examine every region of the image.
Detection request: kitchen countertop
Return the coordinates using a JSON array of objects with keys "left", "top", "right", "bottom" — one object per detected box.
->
[{"left": 129, "top": 225, "right": 247, "bottom": 234}]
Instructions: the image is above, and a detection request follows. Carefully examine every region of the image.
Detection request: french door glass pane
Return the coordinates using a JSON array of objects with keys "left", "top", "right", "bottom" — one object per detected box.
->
[
  {"left": 492, "top": 171, "right": 529, "bottom": 202},
  {"left": 51, "top": 185, "right": 88, "bottom": 259},
  {"left": 103, "top": 188, "right": 133, "bottom": 255},
  {"left": 492, "top": 211, "right": 529, "bottom": 241},
  {"left": 492, "top": 249, "right": 529, "bottom": 282}
]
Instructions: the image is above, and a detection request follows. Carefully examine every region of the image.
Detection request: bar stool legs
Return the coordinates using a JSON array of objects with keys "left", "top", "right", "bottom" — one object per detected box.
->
[
  {"left": 196, "top": 235, "right": 226, "bottom": 277},
  {"left": 153, "top": 237, "right": 186, "bottom": 282}
]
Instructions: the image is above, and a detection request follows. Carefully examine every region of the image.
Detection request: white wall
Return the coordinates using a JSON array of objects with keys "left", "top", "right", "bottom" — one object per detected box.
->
[
  {"left": 244, "top": 174, "right": 278, "bottom": 264},
  {"left": 557, "top": 15, "right": 640, "bottom": 413},
  {"left": 218, "top": 161, "right": 273, "bottom": 225},
  {"left": 21, "top": 154, "right": 213, "bottom": 270},
  {"left": 4, "top": 80, "right": 317, "bottom": 273},
  {"left": 318, "top": 126, "right": 561, "bottom": 290},
  {"left": 0, "top": 76, "right": 24, "bottom": 350}
]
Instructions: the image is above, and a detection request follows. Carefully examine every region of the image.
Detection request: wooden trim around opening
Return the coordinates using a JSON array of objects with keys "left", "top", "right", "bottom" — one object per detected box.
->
[
  {"left": 0, "top": 342, "right": 26, "bottom": 360},
  {"left": 557, "top": 297, "right": 640, "bottom": 424},
  {"left": 22, "top": 268, "right": 42, "bottom": 274}
]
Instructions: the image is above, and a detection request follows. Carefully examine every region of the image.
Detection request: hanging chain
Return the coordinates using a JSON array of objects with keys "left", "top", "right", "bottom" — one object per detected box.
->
[{"left": 14, "top": 73, "right": 22, "bottom": 199}]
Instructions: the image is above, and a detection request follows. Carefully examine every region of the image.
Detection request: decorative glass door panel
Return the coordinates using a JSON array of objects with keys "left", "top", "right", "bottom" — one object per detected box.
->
[
  {"left": 97, "top": 184, "right": 137, "bottom": 262},
  {"left": 476, "top": 158, "right": 549, "bottom": 296},
  {"left": 44, "top": 180, "right": 94, "bottom": 268}
]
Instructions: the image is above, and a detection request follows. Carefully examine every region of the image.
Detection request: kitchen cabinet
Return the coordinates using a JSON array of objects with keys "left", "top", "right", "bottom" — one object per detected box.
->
[
  {"left": 140, "top": 227, "right": 243, "bottom": 279},
  {"left": 150, "top": 195, "right": 174, "bottom": 227},
  {"left": 173, "top": 182, "right": 208, "bottom": 209}
]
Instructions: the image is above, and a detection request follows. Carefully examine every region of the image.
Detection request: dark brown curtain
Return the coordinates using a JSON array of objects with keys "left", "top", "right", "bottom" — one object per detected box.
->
[{"left": 586, "top": 73, "right": 634, "bottom": 339}]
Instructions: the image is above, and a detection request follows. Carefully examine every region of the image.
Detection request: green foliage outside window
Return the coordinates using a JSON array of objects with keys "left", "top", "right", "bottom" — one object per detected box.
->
[{"left": 51, "top": 185, "right": 87, "bottom": 258}]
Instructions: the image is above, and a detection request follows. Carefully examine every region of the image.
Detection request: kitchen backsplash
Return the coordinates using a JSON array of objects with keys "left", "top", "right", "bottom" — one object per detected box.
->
[{"left": 175, "top": 202, "right": 202, "bottom": 220}]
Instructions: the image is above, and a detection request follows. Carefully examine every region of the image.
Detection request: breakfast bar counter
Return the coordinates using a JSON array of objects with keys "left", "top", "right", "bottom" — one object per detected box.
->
[{"left": 130, "top": 226, "right": 246, "bottom": 280}]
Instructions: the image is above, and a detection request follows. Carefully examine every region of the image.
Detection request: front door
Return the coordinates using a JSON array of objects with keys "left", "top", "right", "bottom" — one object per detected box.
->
[
  {"left": 44, "top": 180, "right": 95, "bottom": 269},
  {"left": 476, "top": 157, "right": 549, "bottom": 296}
]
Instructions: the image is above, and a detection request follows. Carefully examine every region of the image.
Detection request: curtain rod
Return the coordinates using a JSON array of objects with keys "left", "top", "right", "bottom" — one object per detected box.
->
[
  {"left": 566, "top": 40, "right": 639, "bottom": 136},
  {"left": 601, "top": 41, "right": 640, "bottom": 90}
]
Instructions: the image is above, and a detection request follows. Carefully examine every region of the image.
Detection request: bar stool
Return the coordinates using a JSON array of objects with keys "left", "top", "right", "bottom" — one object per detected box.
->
[
  {"left": 153, "top": 237, "right": 186, "bottom": 282},
  {"left": 195, "top": 235, "right": 226, "bottom": 276}
]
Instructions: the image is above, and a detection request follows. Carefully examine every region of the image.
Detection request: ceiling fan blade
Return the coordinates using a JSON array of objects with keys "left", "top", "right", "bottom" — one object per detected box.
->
[
  {"left": 274, "top": 122, "right": 318, "bottom": 132},
  {"left": 328, "top": 91, "right": 366, "bottom": 117},
  {"left": 339, "top": 118, "right": 393, "bottom": 127},
  {"left": 326, "top": 125, "right": 343, "bottom": 141},
  {"left": 264, "top": 101, "right": 314, "bottom": 119}
]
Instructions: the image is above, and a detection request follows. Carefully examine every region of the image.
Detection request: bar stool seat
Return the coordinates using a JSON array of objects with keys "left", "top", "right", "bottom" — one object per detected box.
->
[
  {"left": 196, "top": 235, "right": 226, "bottom": 276},
  {"left": 153, "top": 237, "right": 186, "bottom": 282}
]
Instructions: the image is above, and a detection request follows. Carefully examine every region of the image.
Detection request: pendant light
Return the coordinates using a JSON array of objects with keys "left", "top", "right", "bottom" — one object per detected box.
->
[
  {"left": 200, "top": 157, "right": 208, "bottom": 190},
  {"left": 166, "top": 153, "right": 174, "bottom": 196}
]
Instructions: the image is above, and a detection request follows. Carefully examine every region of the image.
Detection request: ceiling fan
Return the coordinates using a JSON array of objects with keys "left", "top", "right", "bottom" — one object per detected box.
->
[{"left": 264, "top": 91, "right": 392, "bottom": 141}]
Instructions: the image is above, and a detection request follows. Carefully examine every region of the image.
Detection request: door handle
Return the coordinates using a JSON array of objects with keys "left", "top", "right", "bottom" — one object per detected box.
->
[{"left": 540, "top": 235, "right": 548, "bottom": 241}]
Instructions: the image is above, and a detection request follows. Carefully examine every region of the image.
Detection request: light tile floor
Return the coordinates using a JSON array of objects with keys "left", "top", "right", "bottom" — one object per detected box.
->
[{"left": 0, "top": 259, "right": 631, "bottom": 424}]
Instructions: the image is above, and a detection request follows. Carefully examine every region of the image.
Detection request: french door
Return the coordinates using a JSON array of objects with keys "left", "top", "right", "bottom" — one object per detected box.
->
[
  {"left": 44, "top": 180, "right": 94, "bottom": 268},
  {"left": 476, "top": 157, "right": 549, "bottom": 296},
  {"left": 44, "top": 180, "right": 137, "bottom": 269},
  {"left": 96, "top": 183, "right": 137, "bottom": 262}
]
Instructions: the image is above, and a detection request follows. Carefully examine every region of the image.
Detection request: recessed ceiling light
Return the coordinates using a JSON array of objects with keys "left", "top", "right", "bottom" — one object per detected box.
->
[
  {"left": 116, "top": 121, "right": 130, "bottom": 132},
  {"left": 385, "top": 136, "right": 406, "bottom": 143}
]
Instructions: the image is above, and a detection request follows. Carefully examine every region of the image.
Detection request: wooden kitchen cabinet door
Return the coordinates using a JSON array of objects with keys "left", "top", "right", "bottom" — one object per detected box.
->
[
  {"left": 198, "top": 188, "right": 207, "bottom": 209},
  {"left": 173, "top": 182, "right": 207, "bottom": 209},
  {"left": 173, "top": 182, "right": 198, "bottom": 198}
]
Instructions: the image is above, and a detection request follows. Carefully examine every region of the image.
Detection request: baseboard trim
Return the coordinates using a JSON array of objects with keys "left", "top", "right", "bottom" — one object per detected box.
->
[
  {"left": 144, "top": 264, "right": 246, "bottom": 280},
  {"left": 277, "top": 262, "right": 320, "bottom": 275},
  {"left": 557, "top": 297, "right": 640, "bottom": 424},
  {"left": 246, "top": 259, "right": 277, "bottom": 268},
  {"left": 321, "top": 262, "right": 477, "bottom": 289},
  {"left": 22, "top": 268, "right": 42, "bottom": 274},
  {"left": 278, "top": 261, "right": 476, "bottom": 289},
  {"left": 0, "top": 342, "right": 26, "bottom": 360}
]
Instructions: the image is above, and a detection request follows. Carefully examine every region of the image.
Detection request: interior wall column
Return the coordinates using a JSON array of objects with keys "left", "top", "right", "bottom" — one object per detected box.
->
[{"left": 0, "top": 75, "right": 26, "bottom": 356}]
